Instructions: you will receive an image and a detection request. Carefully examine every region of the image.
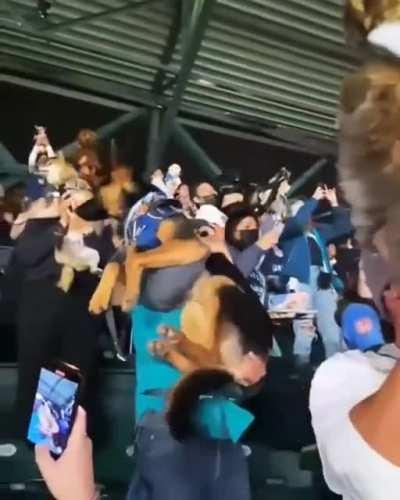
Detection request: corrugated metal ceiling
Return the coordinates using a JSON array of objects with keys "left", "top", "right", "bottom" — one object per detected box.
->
[{"left": 0, "top": 0, "right": 359, "bottom": 146}]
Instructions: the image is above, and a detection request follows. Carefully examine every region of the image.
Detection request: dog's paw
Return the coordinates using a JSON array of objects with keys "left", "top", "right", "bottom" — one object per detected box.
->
[
  {"left": 89, "top": 288, "right": 111, "bottom": 315},
  {"left": 157, "top": 325, "right": 182, "bottom": 343},
  {"left": 148, "top": 340, "right": 172, "bottom": 358}
]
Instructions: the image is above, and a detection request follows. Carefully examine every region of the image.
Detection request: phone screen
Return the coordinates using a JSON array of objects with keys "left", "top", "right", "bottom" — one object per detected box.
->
[{"left": 27, "top": 365, "right": 80, "bottom": 455}]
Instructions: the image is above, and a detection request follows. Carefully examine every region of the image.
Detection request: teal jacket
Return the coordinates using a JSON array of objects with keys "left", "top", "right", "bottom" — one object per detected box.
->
[{"left": 132, "top": 305, "right": 254, "bottom": 442}]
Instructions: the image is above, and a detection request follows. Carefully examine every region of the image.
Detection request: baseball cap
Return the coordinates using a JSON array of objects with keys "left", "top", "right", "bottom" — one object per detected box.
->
[
  {"left": 195, "top": 204, "right": 227, "bottom": 228},
  {"left": 341, "top": 303, "right": 384, "bottom": 351}
]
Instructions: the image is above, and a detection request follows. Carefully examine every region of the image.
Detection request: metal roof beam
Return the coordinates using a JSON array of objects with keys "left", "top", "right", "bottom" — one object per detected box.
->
[
  {"left": 144, "top": 108, "right": 162, "bottom": 177},
  {"left": 0, "top": 26, "right": 167, "bottom": 76},
  {"left": 173, "top": 122, "right": 221, "bottom": 179},
  {"left": 180, "top": 0, "right": 193, "bottom": 55},
  {"left": 178, "top": 118, "right": 334, "bottom": 157},
  {"left": 0, "top": 142, "right": 28, "bottom": 177},
  {"left": 1, "top": 74, "right": 133, "bottom": 112},
  {"left": 216, "top": 3, "right": 358, "bottom": 65},
  {"left": 157, "top": 0, "right": 216, "bottom": 157},
  {"left": 1, "top": 0, "right": 27, "bottom": 29},
  {"left": 0, "top": 55, "right": 160, "bottom": 108},
  {"left": 183, "top": 94, "right": 333, "bottom": 136},
  {"left": 0, "top": 56, "right": 336, "bottom": 155},
  {"left": 40, "top": 0, "right": 162, "bottom": 35},
  {"left": 152, "top": 0, "right": 182, "bottom": 94},
  {"left": 179, "top": 103, "right": 337, "bottom": 152}
]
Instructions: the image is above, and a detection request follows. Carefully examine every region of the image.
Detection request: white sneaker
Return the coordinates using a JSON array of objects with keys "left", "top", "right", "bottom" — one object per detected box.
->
[{"left": 0, "top": 443, "right": 17, "bottom": 457}]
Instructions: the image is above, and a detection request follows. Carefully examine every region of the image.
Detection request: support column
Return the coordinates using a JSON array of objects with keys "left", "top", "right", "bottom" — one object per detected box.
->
[
  {"left": 157, "top": 0, "right": 216, "bottom": 158},
  {"left": 144, "top": 108, "right": 161, "bottom": 179},
  {"left": 173, "top": 123, "right": 221, "bottom": 179}
]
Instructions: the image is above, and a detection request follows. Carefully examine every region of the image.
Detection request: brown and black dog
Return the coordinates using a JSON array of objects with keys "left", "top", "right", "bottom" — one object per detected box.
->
[
  {"left": 89, "top": 214, "right": 273, "bottom": 439},
  {"left": 88, "top": 214, "right": 209, "bottom": 314},
  {"left": 150, "top": 269, "right": 273, "bottom": 440}
]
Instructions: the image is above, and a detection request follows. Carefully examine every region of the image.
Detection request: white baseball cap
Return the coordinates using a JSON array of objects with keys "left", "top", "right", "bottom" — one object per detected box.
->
[{"left": 195, "top": 204, "right": 227, "bottom": 228}]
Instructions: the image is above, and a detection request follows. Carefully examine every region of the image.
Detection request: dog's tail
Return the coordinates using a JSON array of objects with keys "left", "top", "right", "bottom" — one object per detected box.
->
[{"left": 166, "top": 368, "right": 234, "bottom": 441}]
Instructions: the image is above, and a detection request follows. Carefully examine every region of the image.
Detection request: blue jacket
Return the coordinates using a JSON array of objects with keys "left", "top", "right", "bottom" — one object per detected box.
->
[{"left": 280, "top": 199, "right": 353, "bottom": 284}]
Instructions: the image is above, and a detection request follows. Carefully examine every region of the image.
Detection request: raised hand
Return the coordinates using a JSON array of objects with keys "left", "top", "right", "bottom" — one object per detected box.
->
[
  {"left": 325, "top": 188, "right": 339, "bottom": 207},
  {"left": 312, "top": 185, "right": 326, "bottom": 201}
]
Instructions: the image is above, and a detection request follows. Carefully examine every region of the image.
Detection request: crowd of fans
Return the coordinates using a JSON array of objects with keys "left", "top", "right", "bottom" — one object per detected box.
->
[{"left": 1, "top": 126, "right": 396, "bottom": 500}]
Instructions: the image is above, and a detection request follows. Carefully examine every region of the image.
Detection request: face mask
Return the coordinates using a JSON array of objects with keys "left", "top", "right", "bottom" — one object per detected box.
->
[{"left": 234, "top": 229, "right": 259, "bottom": 250}]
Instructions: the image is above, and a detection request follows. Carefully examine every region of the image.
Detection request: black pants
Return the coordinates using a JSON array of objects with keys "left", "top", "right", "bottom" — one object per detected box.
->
[{"left": 15, "top": 278, "right": 100, "bottom": 439}]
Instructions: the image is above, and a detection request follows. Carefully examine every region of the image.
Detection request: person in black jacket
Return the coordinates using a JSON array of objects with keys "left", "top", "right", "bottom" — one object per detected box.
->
[{"left": 13, "top": 195, "right": 114, "bottom": 439}]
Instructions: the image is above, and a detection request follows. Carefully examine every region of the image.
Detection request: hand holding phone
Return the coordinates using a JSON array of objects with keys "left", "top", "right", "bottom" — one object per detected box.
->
[
  {"left": 28, "top": 362, "right": 82, "bottom": 456},
  {"left": 35, "top": 407, "right": 96, "bottom": 500}
]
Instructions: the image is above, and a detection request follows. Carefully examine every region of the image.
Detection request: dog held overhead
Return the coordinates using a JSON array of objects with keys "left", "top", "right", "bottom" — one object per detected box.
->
[
  {"left": 155, "top": 271, "right": 274, "bottom": 440},
  {"left": 88, "top": 194, "right": 274, "bottom": 439},
  {"left": 88, "top": 208, "right": 209, "bottom": 314}
]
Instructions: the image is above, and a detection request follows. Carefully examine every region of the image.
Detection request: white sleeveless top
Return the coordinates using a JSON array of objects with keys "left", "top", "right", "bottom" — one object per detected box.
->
[{"left": 310, "top": 347, "right": 400, "bottom": 500}]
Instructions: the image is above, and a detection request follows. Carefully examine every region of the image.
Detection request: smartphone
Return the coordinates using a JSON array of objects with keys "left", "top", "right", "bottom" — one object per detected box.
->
[{"left": 27, "top": 362, "right": 82, "bottom": 456}]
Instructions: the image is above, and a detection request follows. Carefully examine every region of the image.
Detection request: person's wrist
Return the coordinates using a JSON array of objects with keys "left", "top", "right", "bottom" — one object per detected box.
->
[{"left": 256, "top": 241, "right": 270, "bottom": 251}]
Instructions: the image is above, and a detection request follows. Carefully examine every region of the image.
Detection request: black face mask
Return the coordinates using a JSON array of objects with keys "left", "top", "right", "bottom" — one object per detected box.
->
[{"left": 234, "top": 229, "right": 259, "bottom": 250}]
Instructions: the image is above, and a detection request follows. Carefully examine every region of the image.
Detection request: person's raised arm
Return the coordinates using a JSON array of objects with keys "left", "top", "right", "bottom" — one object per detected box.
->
[
  {"left": 280, "top": 186, "right": 323, "bottom": 240},
  {"left": 318, "top": 188, "right": 353, "bottom": 243},
  {"left": 230, "top": 226, "right": 282, "bottom": 278},
  {"left": 28, "top": 144, "right": 40, "bottom": 172}
]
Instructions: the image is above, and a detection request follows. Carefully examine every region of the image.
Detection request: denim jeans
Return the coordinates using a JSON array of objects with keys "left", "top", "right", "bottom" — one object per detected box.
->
[
  {"left": 127, "top": 412, "right": 251, "bottom": 500},
  {"left": 293, "top": 266, "right": 341, "bottom": 363}
]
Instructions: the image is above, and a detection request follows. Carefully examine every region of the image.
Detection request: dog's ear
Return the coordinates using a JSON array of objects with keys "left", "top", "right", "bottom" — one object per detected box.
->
[{"left": 157, "top": 219, "right": 177, "bottom": 243}]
